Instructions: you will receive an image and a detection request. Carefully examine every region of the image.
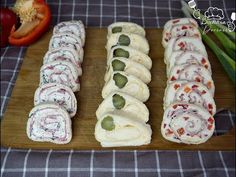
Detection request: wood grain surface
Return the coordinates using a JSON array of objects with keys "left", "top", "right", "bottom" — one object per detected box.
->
[{"left": 1, "top": 28, "right": 235, "bottom": 150}]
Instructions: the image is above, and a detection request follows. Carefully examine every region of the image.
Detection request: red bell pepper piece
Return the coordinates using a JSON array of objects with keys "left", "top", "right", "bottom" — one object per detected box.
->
[
  {"left": 0, "top": 8, "right": 17, "bottom": 47},
  {"left": 9, "top": 0, "right": 51, "bottom": 46}
]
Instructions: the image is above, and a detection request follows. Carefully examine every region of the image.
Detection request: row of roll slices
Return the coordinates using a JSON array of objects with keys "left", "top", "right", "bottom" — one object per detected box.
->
[
  {"left": 94, "top": 22, "right": 152, "bottom": 147},
  {"left": 161, "top": 18, "right": 216, "bottom": 144},
  {"left": 26, "top": 21, "right": 85, "bottom": 144}
]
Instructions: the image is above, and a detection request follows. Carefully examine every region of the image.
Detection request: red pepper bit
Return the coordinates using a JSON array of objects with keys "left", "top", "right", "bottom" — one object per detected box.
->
[
  {"left": 201, "top": 58, "right": 206, "bottom": 64},
  {"left": 207, "top": 81, "right": 212, "bottom": 89},
  {"left": 170, "top": 76, "right": 176, "bottom": 81},
  {"left": 209, "top": 110, "right": 213, "bottom": 115},
  {"left": 184, "top": 86, "right": 191, "bottom": 93},
  {"left": 201, "top": 90, "right": 206, "bottom": 95},
  {"left": 165, "top": 129, "right": 173, "bottom": 136},
  {"left": 208, "top": 104, "right": 213, "bottom": 109},
  {"left": 173, "top": 105, "right": 178, "bottom": 109},
  {"left": 192, "top": 85, "right": 198, "bottom": 89},
  {"left": 177, "top": 128, "right": 185, "bottom": 136},
  {"left": 208, "top": 117, "right": 214, "bottom": 124},
  {"left": 173, "top": 19, "right": 180, "bottom": 24},
  {"left": 178, "top": 42, "right": 185, "bottom": 49},
  {"left": 207, "top": 124, "right": 213, "bottom": 130},
  {"left": 174, "top": 84, "right": 180, "bottom": 90},
  {"left": 182, "top": 25, "right": 188, "bottom": 30},
  {"left": 195, "top": 77, "right": 201, "bottom": 82}
]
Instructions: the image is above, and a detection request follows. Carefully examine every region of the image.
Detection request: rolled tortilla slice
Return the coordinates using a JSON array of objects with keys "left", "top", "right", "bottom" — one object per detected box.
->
[
  {"left": 43, "top": 47, "right": 83, "bottom": 68},
  {"left": 168, "top": 64, "right": 215, "bottom": 95},
  {"left": 164, "top": 81, "right": 216, "bottom": 115},
  {"left": 95, "top": 111, "right": 152, "bottom": 147},
  {"left": 34, "top": 83, "right": 77, "bottom": 117},
  {"left": 107, "top": 22, "right": 145, "bottom": 38},
  {"left": 96, "top": 91, "right": 149, "bottom": 122},
  {"left": 53, "top": 20, "right": 86, "bottom": 46},
  {"left": 27, "top": 103, "right": 72, "bottom": 144},
  {"left": 161, "top": 102, "right": 215, "bottom": 144},
  {"left": 106, "top": 33, "right": 150, "bottom": 54},
  {"left": 49, "top": 33, "right": 83, "bottom": 57},
  {"left": 40, "top": 61, "right": 81, "bottom": 92},
  {"left": 102, "top": 71, "right": 150, "bottom": 102},
  {"left": 162, "top": 24, "right": 201, "bottom": 48},
  {"left": 163, "top": 18, "right": 198, "bottom": 31},
  {"left": 166, "top": 51, "right": 211, "bottom": 77},
  {"left": 107, "top": 46, "right": 152, "bottom": 70},
  {"left": 164, "top": 37, "right": 208, "bottom": 63},
  {"left": 104, "top": 57, "right": 151, "bottom": 84}
]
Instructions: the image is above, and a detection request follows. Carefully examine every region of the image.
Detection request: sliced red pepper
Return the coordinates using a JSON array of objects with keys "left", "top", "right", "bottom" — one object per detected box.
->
[
  {"left": 208, "top": 117, "right": 214, "bottom": 124},
  {"left": 177, "top": 128, "right": 185, "bottom": 136},
  {"left": 9, "top": 0, "right": 51, "bottom": 46},
  {"left": 174, "top": 84, "right": 180, "bottom": 90},
  {"left": 170, "top": 76, "right": 176, "bottom": 81},
  {"left": 165, "top": 129, "right": 173, "bottom": 136},
  {"left": 181, "top": 25, "right": 188, "bottom": 30}
]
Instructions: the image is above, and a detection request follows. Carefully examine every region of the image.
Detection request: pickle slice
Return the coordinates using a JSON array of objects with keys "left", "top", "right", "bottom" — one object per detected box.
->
[
  {"left": 118, "top": 34, "right": 130, "bottom": 46},
  {"left": 112, "top": 26, "right": 122, "bottom": 33},
  {"left": 101, "top": 116, "right": 115, "bottom": 131},
  {"left": 112, "top": 59, "right": 126, "bottom": 71},
  {"left": 113, "top": 48, "right": 129, "bottom": 58},
  {"left": 113, "top": 73, "right": 128, "bottom": 88},
  {"left": 112, "top": 94, "right": 126, "bottom": 109}
]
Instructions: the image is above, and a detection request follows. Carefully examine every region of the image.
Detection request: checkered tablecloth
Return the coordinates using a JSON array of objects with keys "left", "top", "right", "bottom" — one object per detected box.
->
[{"left": 1, "top": 0, "right": 235, "bottom": 177}]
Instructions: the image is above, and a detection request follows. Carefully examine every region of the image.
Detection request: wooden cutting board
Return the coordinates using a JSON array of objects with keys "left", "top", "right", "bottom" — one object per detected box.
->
[{"left": 1, "top": 28, "right": 235, "bottom": 150}]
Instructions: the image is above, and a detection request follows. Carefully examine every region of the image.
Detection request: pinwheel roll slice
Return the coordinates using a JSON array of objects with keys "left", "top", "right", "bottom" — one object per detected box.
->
[
  {"left": 164, "top": 37, "right": 207, "bottom": 63},
  {"left": 162, "top": 23, "right": 200, "bottom": 48},
  {"left": 161, "top": 102, "right": 215, "bottom": 144},
  {"left": 40, "top": 61, "right": 81, "bottom": 92},
  {"left": 34, "top": 83, "right": 77, "bottom": 117},
  {"left": 107, "top": 46, "right": 152, "bottom": 70},
  {"left": 95, "top": 111, "right": 152, "bottom": 147},
  {"left": 53, "top": 20, "right": 86, "bottom": 46},
  {"left": 107, "top": 22, "right": 145, "bottom": 38},
  {"left": 27, "top": 103, "right": 72, "bottom": 144},
  {"left": 163, "top": 18, "right": 198, "bottom": 31},
  {"left": 168, "top": 64, "right": 215, "bottom": 95},
  {"left": 166, "top": 51, "right": 211, "bottom": 77},
  {"left": 43, "top": 47, "right": 83, "bottom": 68},
  {"left": 96, "top": 91, "right": 149, "bottom": 122},
  {"left": 106, "top": 33, "right": 150, "bottom": 54},
  {"left": 164, "top": 81, "right": 216, "bottom": 115},
  {"left": 105, "top": 57, "right": 151, "bottom": 84},
  {"left": 102, "top": 71, "right": 150, "bottom": 102},
  {"left": 49, "top": 33, "right": 84, "bottom": 57}
]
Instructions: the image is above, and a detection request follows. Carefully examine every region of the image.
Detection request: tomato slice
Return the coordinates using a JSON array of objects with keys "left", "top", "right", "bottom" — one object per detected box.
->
[{"left": 9, "top": 0, "right": 51, "bottom": 46}]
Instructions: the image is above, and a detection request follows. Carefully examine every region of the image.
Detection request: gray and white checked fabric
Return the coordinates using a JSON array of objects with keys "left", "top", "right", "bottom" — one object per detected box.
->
[
  {"left": 1, "top": 148, "right": 235, "bottom": 177},
  {"left": 1, "top": 0, "right": 235, "bottom": 177}
]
